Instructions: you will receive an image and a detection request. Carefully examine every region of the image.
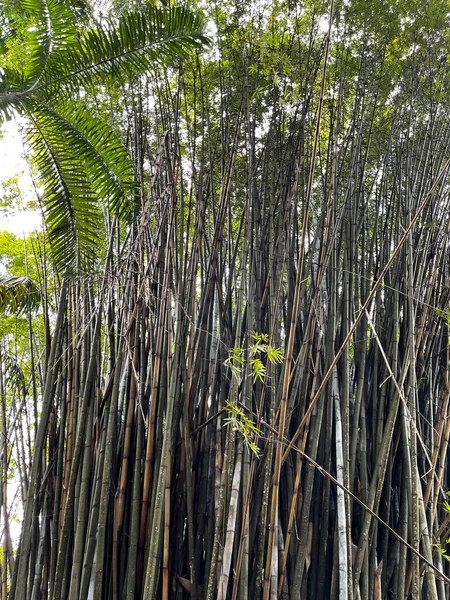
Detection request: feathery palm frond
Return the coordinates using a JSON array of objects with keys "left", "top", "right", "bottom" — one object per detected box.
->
[
  {"left": 1, "top": 4, "right": 209, "bottom": 111},
  {"left": 1, "top": 351, "right": 26, "bottom": 390},
  {"left": 2, "top": 0, "right": 79, "bottom": 94},
  {"left": 23, "top": 97, "right": 137, "bottom": 271},
  {"left": 24, "top": 100, "right": 103, "bottom": 273},
  {"left": 0, "top": 1, "right": 209, "bottom": 273},
  {"left": 49, "top": 6, "right": 209, "bottom": 94},
  {"left": 58, "top": 100, "right": 138, "bottom": 220},
  {"left": 0, "top": 275, "right": 40, "bottom": 313}
]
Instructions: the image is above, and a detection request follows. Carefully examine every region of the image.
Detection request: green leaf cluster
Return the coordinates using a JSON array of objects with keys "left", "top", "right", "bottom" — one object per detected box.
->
[
  {"left": 224, "top": 400, "right": 262, "bottom": 457},
  {"left": 0, "top": 1, "right": 210, "bottom": 274},
  {"left": 0, "top": 274, "right": 40, "bottom": 314},
  {"left": 224, "top": 331, "right": 283, "bottom": 383},
  {"left": 433, "top": 491, "right": 450, "bottom": 561},
  {"left": 223, "top": 333, "right": 283, "bottom": 455}
]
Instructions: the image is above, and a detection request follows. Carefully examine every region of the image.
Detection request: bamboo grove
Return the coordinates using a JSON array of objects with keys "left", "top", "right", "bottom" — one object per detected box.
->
[{"left": 4, "top": 0, "right": 450, "bottom": 598}]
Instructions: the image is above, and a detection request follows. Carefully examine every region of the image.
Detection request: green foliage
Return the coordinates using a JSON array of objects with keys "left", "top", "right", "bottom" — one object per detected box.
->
[
  {"left": 0, "top": 1, "right": 210, "bottom": 274},
  {"left": 433, "top": 491, "right": 450, "bottom": 561},
  {"left": 436, "top": 308, "right": 450, "bottom": 325},
  {"left": 0, "top": 174, "right": 33, "bottom": 216},
  {"left": 0, "top": 230, "right": 42, "bottom": 278},
  {"left": 63, "top": 6, "right": 209, "bottom": 93},
  {"left": 433, "top": 542, "right": 450, "bottom": 561},
  {"left": 224, "top": 333, "right": 283, "bottom": 456},
  {"left": 2, "top": 350, "right": 26, "bottom": 388},
  {"left": 224, "top": 400, "right": 262, "bottom": 457},
  {"left": 24, "top": 98, "right": 136, "bottom": 273},
  {"left": 0, "top": 230, "right": 45, "bottom": 389},
  {"left": 224, "top": 346, "right": 245, "bottom": 380},
  {"left": 224, "top": 332, "right": 283, "bottom": 383},
  {"left": 0, "top": 274, "right": 40, "bottom": 313}
]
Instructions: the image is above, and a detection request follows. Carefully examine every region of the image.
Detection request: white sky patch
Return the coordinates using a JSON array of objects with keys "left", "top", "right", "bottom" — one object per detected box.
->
[{"left": 0, "top": 120, "right": 42, "bottom": 236}]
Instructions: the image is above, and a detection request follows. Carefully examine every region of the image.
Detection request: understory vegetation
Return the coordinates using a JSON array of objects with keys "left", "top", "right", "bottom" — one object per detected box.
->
[{"left": 2, "top": 0, "right": 450, "bottom": 598}]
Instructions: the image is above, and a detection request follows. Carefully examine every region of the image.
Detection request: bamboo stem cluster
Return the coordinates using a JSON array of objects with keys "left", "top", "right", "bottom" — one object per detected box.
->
[{"left": 3, "top": 1, "right": 450, "bottom": 598}]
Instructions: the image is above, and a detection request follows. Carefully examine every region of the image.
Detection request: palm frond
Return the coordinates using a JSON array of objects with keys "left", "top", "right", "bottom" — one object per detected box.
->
[
  {"left": 56, "top": 100, "right": 138, "bottom": 220},
  {"left": 0, "top": 275, "right": 40, "bottom": 313},
  {"left": 1, "top": 5, "right": 209, "bottom": 106},
  {"left": 23, "top": 97, "right": 138, "bottom": 272},
  {"left": 15, "top": 0, "right": 54, "bottom": 89},
  {"left": 36, "top": 6, "right": 210, "bottom": 95},
  {"left": 8, "top": 0, "right": 78, "bottom": 91},
  {"left": 24, "top": 99, "right": 103, "bottom": 273},
  {"left": 0, "top": 0, "right": 79, "bottom": 120},
  {"left": 2, "top": 351, "right": 26, "bottom": 390},
  {"left": 0, "top": 1, "right": 209, "bottom": 274}
]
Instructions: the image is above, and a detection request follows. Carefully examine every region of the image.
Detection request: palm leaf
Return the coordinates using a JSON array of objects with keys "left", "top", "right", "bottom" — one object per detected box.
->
[
  {"left": 20, "top": 6, "right": 210, "bottom": 98},
  {"left": 0, "top": 1, "right": 209, "bottom": 273},
  {"left": 24, "top": 100, "right": 103, "bottom": 273},
  {"left": 23, "top": 97, "right": 137, "bottom": 272},
  {"left": 2, "top": 351, "right": 26, "bottom": 390},
  {"left": 57, "top": 100, "right": 138, "bottom": 219},
  {"left": 0, "top": 0, "right": 80, "bottom": 120},
  {"left": 0, "top": 275, "right": 40, "bottom": 313},
  {"left": 3, "top": 0, "right": 79, "bottom": 92}
]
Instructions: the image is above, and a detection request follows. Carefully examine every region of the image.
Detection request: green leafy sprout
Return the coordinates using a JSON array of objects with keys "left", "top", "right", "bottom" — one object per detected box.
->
[
  {"left": 433, "top": 491, "right": 450, "bottom": 561},
  {"left": 436, "top": 308, "right": 450, "bottom": 325},
  {"left": 224, "top": 332, "right": 283, "bottom": 383},
  {"left": 224, "top": 401, "right": 262, "bottom": 457},
  {"left": 223, "top": 332, "right": 283, "bottom": 456}
]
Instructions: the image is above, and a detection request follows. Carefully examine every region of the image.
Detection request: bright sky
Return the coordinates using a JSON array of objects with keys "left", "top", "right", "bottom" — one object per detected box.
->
[{"left": 0, "top": 120, "right": 42, "bottom": 236}]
